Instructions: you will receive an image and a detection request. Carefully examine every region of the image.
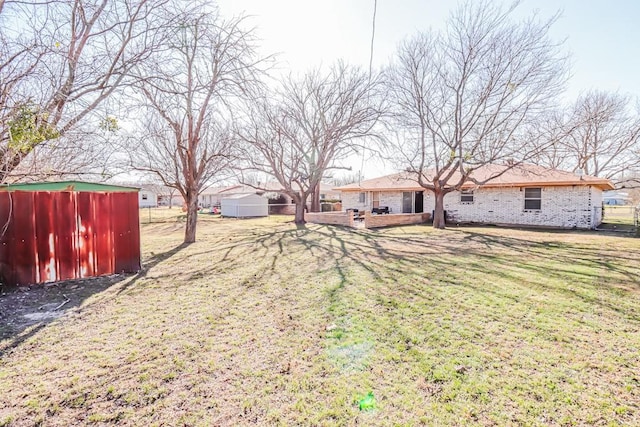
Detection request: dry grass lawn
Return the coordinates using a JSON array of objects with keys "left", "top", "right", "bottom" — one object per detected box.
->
[{"left": 1, "top": 213, "right": 639, "bottom": 426}]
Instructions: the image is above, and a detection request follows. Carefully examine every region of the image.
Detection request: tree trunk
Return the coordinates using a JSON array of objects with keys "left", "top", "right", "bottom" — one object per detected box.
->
[
  {"left": 293, "top": 194, "right": 307, "bottom": 224},
  {"left": 184, "top": 191, "right": 199, "bottom": 243},
  {"left": 310, "top": 184, "right": 321, "bottom": 212},
  {"left": 0, "top": 150, "right": 23, "bottom": 184},
  {"left": 433, "top": 190, "right": 446, "bottom": 229},
  {"left": 294, "top": 201, "right": 306, "bottom": 224}
]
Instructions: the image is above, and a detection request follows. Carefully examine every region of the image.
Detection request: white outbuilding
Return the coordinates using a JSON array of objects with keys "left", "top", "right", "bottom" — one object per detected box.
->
[
  {"left": 138, "top": 189, "right": 158, "bottom": 208},
  {"left": 221, "top": 193, "right": 268, "bottom": 218}
]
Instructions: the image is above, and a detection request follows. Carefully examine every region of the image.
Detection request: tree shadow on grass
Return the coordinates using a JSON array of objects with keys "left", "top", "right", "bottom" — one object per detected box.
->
[
  {"left": 227, "top": 222, "right": 639, "bottom": 323},
  {"left": 113, "top": 242, "right": 191, "bottom": 296},
  {"left": 6, "top": 222, "right": 635, "bottom": 359},
  {"left": 255, "top": 223, "right": 640, "bottom": 324},
  {"left": 0, "top": 242, "right": 190, "bottom": 357}
]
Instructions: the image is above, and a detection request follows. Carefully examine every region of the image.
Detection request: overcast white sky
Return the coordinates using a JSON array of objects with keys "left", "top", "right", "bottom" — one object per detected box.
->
[{"left": 215, "top": 0, "right": 640, "bottom": 179}]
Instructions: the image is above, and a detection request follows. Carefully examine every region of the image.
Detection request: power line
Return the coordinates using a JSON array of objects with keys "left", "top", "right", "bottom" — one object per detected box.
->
[
  {"left": 361, "top": 0, "right": 378, "bottom": 185},
  {"left": 369, "top": 0, "right": 378, "bottom": 77}
]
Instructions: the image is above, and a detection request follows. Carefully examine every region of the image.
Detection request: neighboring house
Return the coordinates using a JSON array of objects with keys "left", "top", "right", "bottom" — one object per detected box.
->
[
  {"left": 603, "top": 190, "right": 632, "bottom": 205},
  {"left": 318, "top": 183, "right": 341, "bottom": 201},
  {"left": 157, "top": 188, "right": 183, "bottom": 207},
  {"left": 114, "top": 182, "right": 181, "bottom": 208},
  {"left": 199, "top": 186, "right": 229, "bottom": 208},
  {"left": 201, "top": 182, "right": 339, "bottom": 212},
  {"left": 196, "top": 184, "right": 259, "bottom": 208},
  {"left": 138, "top": 188, "right": 158, "bottom": 208},
  {"left": 335, "top": 164, "right": 614, "bottom": 229}
]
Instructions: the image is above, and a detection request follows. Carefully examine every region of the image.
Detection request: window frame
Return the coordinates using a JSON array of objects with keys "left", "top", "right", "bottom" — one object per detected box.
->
[
  {"left": 402, "top": 191, "right": 413, "bottom": 213},
  {"left": 524, "top": 187, "right": 542, "bottom": 211},
  {"left": 460, "top": 190, "right": 474, "bottom": 204},
  {"left": 372, "top": 191, "right": 380, "bottom": 208},
  {"left": 358, "top": 192, "right": 366, "bottom": 204}
]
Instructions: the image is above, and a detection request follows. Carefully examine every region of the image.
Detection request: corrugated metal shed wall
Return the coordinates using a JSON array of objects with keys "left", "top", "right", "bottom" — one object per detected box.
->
[{"left": 0, "top": 190, "right": 140, "bottom": 286}]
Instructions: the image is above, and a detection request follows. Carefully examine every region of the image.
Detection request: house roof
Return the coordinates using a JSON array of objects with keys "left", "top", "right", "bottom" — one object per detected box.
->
[
  {"left": 199, "top": 185, "right": 228, "bottom": 196},
  {"left": 115, "top": 182, "right": 176, "bottom": 195},
  {"left": 334, "top": 164, "right": 614, "bottom": 192},
  {"left": 0, "top": 181, "right": 139, "bottom": 193}
]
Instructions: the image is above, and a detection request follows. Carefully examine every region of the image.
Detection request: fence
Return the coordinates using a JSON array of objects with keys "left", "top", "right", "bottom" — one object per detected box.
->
[
  {"left": 268, "top": 202, "right": 343, "bottom": 216},
  {"left": 268, "top": 203, "right": 295, "bottom": 215},
  {"left": 604, "top": 205, "right": 636, "bottom": 217}
]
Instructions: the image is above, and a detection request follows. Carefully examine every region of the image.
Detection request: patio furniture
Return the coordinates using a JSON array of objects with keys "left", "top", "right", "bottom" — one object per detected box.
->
[{"left": 371, "top": 206, "right": 390, "bottom": 214}]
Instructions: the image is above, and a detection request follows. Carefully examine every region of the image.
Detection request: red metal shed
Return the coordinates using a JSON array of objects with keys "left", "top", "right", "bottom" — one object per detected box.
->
[{"left": 0, "top": 181, "right": 141, "bottom": 286}]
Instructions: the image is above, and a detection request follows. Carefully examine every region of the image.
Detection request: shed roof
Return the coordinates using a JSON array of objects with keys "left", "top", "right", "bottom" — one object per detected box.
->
[
  {"left": 0, "top": 181, "right": 139, "bottom": 193},
  {"left": 334, "top": 164, "right": 614, "bottom": 192},
  {"left": 221, "top": 193, "right": 265, "bottom": 200}
]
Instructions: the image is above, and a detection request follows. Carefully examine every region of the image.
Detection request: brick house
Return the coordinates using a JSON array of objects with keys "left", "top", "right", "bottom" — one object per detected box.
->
[{"left": 335, "top": 164, "right": 614, "bottom": 229}]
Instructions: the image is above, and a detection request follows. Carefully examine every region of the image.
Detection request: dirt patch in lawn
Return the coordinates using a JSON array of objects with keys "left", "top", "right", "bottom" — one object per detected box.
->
[{"left": 0, "top": 275, "right": 129, "bottom": 343}]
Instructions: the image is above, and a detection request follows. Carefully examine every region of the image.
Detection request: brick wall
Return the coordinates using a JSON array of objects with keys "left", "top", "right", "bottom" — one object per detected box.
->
[
  {"left": 269, "top": 204, "right": 295, "bottom": 215},
  {"left": 341, "top": 191, "right": 368, "bottom": 211},
  {"left": 305, "top": 211, "right": 354, "bottom": 227},
  {"left": 341, "top": 185, "right": 602, "bottom": 229},
  {"left": 341, "top": 191, "right": 403, "bottom": 213},
  {"left": 364, "top": 212, "right": 431, "bottom": 228},
  {"left": 379, "top": 192, "right": 403, "bottom": 213},
  {"left": 422, "top": 185, "right": 602, "bottom": 229}
]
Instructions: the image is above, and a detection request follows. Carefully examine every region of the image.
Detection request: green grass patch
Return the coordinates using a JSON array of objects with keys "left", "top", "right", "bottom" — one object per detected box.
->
[{"left": 1, "top": 217, "right": 639, "bottom": 425}]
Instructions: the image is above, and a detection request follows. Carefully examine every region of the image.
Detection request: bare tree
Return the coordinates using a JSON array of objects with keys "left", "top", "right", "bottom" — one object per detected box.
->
[
  {"left": 384, "top": 0, "right": 568, "bottom": 228},
  {"left": 559, "top": 91, "right": 640, "bottom": 182},
  {"left": 5, "top": 136, "right": 117, "bottom": 182},
  {"left": 527, "top": 110, "right": 575, "bottom": 170},
  {"left": 332, "top": 171, "right": 364, "bottom": 187},
  {"left": 237, "top": 63, "right": 383, "bottom": 224},
  {"left": 129, "top": 4, "right": 266, "bottom": 243},
  {"left": 0, "top": 1, "right": 48, "bottom": 179},
  {"left": 0, "top": 0, "right": 166, "bottom": 183}
]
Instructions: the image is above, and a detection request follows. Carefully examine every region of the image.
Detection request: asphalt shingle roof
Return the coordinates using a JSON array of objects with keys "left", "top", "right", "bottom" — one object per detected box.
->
[{"left": 334, "top": 164, "right": 614, "bottom": 191}]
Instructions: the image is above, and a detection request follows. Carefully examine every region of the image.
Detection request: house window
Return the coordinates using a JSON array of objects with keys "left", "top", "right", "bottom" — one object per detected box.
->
[
  {"left": 358, "top": 192, "right": 366, "bottom": 204},
  {"left": 524, "top": 187, "right": 542, "bottom": 210},
  {"left": 460, "top": 190, "right": 474, "bottom": 203},
  {"left": 402, "top": 192, "right": 412, "bottom": 213},
  {"left": 142, "top": 194, "right": 148, "bottom": 200}
]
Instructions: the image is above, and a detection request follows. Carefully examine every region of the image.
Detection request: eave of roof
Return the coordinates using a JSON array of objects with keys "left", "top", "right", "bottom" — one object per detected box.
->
[
  {"left": 337, "top": 180, "right": 614, "bottom": 192},
  {"left": 334, "top": 166, "right": 615, "bottom": 192},
  {"left": 0, "top": 181, "right": 139, "bottom": 193}
]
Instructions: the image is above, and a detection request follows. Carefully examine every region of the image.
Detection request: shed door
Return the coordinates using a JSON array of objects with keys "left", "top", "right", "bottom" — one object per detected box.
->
[
  {"left": 93, "top": 192, "right": 114, "bottom": 276},
  {"left": 76, "top": 192, "right": 97, "bottom": 278}
]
